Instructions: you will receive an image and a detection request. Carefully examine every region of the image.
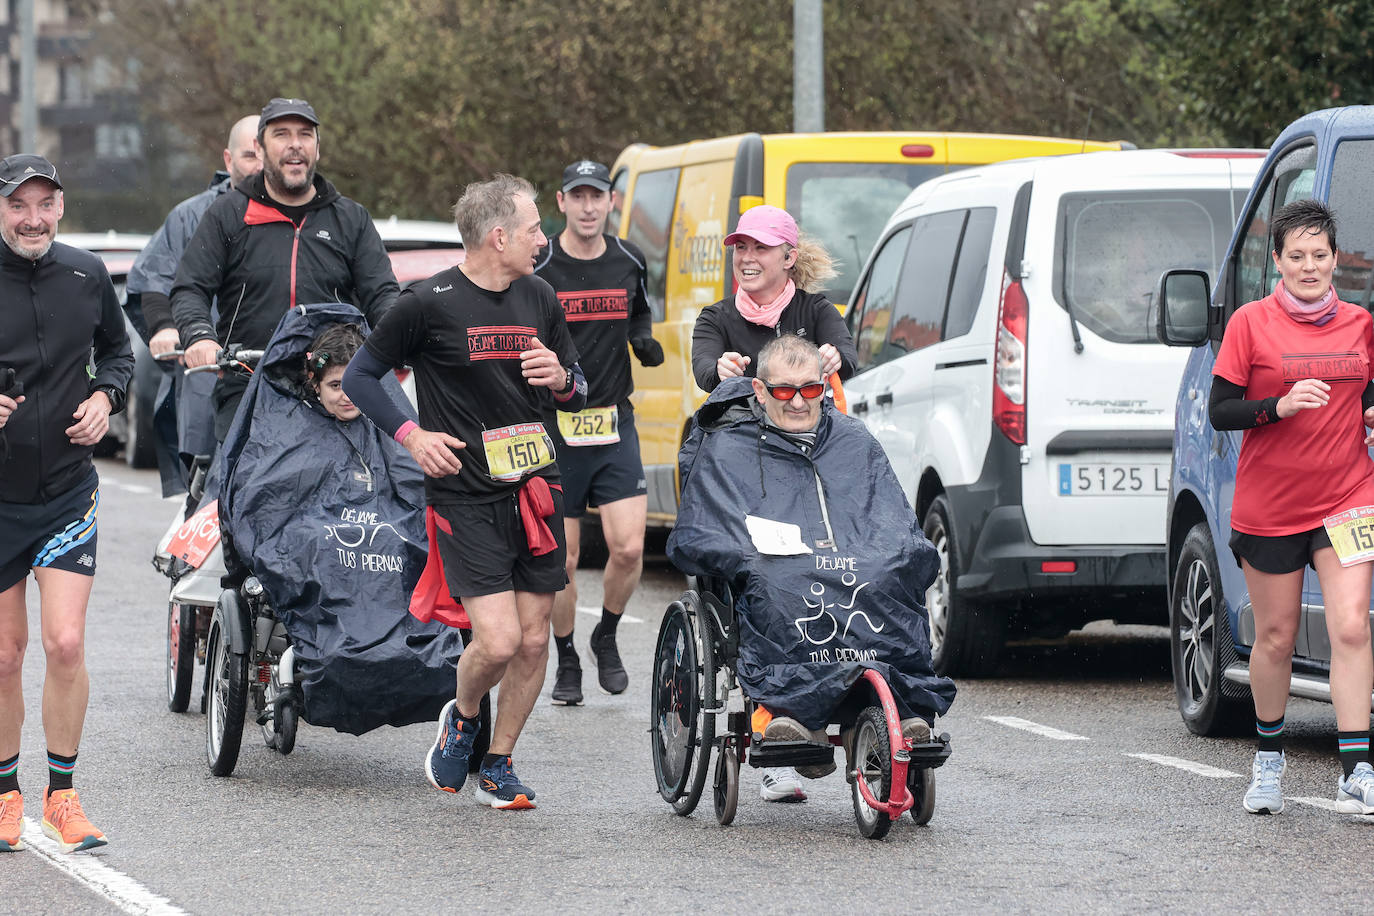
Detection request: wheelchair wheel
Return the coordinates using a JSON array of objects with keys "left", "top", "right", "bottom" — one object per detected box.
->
[
  {"left": 850, "top": 706, "right": 894, "bottom": 840},
  {"left": 261, "top": 672, "right": 299, "bottom": 756},
  {"left": 908, "top": 767, "right": 936, "bottom": 826},
  {"left": 714, "top": 743, "right": 739, "bottom": 826},
  {"left": 650, "top": 592, "right": 717, "bottom": 816},
  {"left": 206, "top": 606, "right": 248, "bottom": 777},
  {"left": 166, "top": 602, "right": 196, "bottom": 713}
]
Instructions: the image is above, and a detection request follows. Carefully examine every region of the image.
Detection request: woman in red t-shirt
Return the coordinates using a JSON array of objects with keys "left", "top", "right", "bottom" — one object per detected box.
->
[{"left": 1210, "top": 199, "right": 1374, "bottom": 816}]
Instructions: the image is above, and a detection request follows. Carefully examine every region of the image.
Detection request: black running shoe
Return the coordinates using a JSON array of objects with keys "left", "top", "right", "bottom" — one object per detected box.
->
[
  {"left": 551, "top": 654, "right": 583, "bottom": 706},
  {"left": 588, "top": 624, "right": 628, "bottom": 694}
]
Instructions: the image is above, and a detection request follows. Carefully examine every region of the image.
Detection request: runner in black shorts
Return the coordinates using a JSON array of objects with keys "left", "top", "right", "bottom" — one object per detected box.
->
[
  {"left": 533, "top": 159, "right": 663, "bottom": 704},
  {"left": 1, "top": 154, "right": 132, "bottom": 853},
  {"left": 344, "top": 174, "right": 586, "bottom": 811}
]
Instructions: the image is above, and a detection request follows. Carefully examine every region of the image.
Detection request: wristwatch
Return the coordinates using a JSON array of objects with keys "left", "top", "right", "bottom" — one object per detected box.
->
[{"left": 560, "top": 367, "right": 573, "bottom": 394}]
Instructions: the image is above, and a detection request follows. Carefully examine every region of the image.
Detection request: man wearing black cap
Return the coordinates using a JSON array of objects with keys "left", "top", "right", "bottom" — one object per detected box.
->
[
  {"left": 171, "top": 97, "right": 398, "bottom": 440},
  {"left": 0, "top": 154, "right": 133, "bottom": 853},
  {"left": 533, "top": 160, "right": 662, "bottom": 705}
]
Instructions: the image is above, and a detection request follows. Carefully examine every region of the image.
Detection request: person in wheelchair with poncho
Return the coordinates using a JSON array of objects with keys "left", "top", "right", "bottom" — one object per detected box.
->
[{"left": 666, "top": 334, "right": 955, "bottom": 802}]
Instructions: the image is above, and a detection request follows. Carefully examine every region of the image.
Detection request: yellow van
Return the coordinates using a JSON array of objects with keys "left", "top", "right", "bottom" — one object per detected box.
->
[{"left": 607, "top": 131, "right": 1129, "bottom": 527}]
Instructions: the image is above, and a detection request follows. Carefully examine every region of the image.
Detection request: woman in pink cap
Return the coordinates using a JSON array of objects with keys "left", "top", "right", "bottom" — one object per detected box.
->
[{"left": 691, "top": 205, "right": 857, "bottom": 392}]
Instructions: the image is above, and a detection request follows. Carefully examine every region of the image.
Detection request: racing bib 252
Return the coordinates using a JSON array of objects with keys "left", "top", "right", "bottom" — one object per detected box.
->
[
  {"left": 482, "top": 422, "right": 556, "bottom": 482},
  {"left": 556, "top": 406, "right": 619, "bottom": 446},
  {"left": 1323, "top": 505, "right": 1374, "bottom": 567}
]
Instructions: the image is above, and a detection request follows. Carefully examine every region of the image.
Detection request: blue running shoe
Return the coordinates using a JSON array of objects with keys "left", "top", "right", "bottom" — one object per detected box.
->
[
  {"left": 1242, "top": 750, "right": 1285, "bottom": 815},
  {"left": 475, "top": 756, "right": 537, "bottom": 810},
  {"left": 1336, "top": 761, "right": 1374, "bottom": 815},
  {"left": 426, "top": 699, "right": 478, "bottom": 793}
]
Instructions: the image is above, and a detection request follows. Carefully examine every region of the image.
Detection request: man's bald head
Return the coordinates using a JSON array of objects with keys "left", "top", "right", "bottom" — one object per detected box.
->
[{"left": 223, "top": 115, "right": 262, "bottom": 187}]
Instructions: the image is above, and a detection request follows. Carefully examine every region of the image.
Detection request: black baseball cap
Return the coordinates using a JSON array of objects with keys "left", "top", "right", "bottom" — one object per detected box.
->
[
  {"left": 562, "top": 160, "right": 611, "bottom": 193},
  {"left": 260, "top": 97, "right": 320, "bottom": 128},
  {"left": 0, "top": 154, "right": 62, "bottom": 197}
]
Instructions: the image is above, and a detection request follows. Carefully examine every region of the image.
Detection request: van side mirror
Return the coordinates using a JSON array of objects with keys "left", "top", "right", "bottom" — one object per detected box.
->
[{"left": 1156, "top": 269, "right": 1212, "bottom": 347}]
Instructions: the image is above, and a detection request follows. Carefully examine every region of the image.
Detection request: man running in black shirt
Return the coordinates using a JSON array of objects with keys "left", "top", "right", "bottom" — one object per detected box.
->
[
  {"left": 343, "top": 174, "right": 586, "bottom": 810},
  {"left": 533, "top": 160, "right": 662, "bottom": 705}
]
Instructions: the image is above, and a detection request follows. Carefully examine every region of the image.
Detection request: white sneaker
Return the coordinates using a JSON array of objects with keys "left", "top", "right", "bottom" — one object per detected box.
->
[
  {"left": 759, "top": 766, "right": 807, "bottom": 802},
  {"left": 1242, "top": 750, "right": 1285, "bottom": 815},
  {"left": 1336, "top": 761, "right": 1374, "bottom": 814}
]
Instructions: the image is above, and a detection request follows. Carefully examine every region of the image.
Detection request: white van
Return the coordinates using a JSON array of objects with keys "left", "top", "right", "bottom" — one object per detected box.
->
[{"left": 841, "top": 149, "right": 1262, "bottom": 676}]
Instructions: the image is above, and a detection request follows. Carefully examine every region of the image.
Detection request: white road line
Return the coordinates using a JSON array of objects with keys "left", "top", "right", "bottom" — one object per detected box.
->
[
  {"left": 576, "top": 605, "right": 643, "bottom": 624},
  {"left": 102, "top": 479, "right": 153, "bottom": 494},
  {"left": 983, "top": 715, "right": 1089, "bottom": 741},
  {"left": 20, "top": 817, "right": 186, "bottom": 915},
  {"left": 1125, "top": 753, "right": 1241, "bottom": 779}
]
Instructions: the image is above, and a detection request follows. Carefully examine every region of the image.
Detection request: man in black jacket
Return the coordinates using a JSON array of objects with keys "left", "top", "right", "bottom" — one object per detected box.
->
[
  {"left": 0, "top": 154, "right": 132, "bottom": 853},
  {"left": 172, "top": 97, "right": 398, "bottom": 440}
]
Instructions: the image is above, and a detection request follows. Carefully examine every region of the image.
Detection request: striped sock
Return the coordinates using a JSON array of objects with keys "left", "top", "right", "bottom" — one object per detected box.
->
[
  {"left": 0, "top": 753, "right": 17, "bottom": 794},
  {"left": 1337, "top": 731, "right": 1369, "bottom": 778},
  {"left": 47, "top": 750, "right": 76, "bottom": 791},
  {"left": 1256, "top": 717, "right": 1284, "bottom": 753}
]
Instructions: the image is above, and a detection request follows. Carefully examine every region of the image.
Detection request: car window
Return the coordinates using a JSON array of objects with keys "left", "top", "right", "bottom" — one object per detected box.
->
[
  {"left": 885, "top": 210, "right": 964, "bottom": 356},
  {"left": 624, "top": 168, "right": 679, "bottom": 322},
  {"left": 1233, "top": 143, "right": 1318, "bottom": 316},
  {"left": 945, "top": 207, "right": 996, "bottom": 341},
  {"left": 1329, "top": 138, "right": 1374, "bottom": 311},
  {"left": 1056, "top": 190, "right": 1244, "bottom": 344},
  {"left": 848, "top": 224, "right": 912, "bottom": 371},
  {"left": 785, "top": 162, "right": 944, "bottom": 304}
]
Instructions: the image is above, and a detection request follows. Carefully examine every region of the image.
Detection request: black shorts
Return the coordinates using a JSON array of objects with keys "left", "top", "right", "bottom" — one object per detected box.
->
[
  {"left": 550, "top": 409, "right": 647, "bottom": 518},
  {"left": 0, "top": 468, "right": 100, "bottom": 592},
  {"left": 1230, "top": 526, "right": 1332, "bottom": 575},
  {"left": 433, "top": 486, "right": 567, "bottom": 598}
]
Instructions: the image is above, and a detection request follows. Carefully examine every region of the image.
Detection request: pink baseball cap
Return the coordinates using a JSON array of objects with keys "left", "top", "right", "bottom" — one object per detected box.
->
[{"left": 723, "top": 205, "right": 798, "bottom": 248}]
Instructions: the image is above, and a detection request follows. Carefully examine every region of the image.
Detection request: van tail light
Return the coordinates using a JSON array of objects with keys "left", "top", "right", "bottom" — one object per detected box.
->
[{"left": 993, "top": 269, "right": 1027, "bottom": 445}]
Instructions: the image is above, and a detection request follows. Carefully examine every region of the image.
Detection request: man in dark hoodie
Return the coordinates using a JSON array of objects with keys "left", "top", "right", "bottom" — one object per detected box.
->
[{"left": 171, "top": 97, "right": 398, "bottom": 441}]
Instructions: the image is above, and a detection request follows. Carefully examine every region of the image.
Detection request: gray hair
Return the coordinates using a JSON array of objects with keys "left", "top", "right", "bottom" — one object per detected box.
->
[
  {"left": 756, "top": 334, "right": 822, "bottom": 380},
  {"left": 453, "top": 174, "right": 536, "bottom": 249}
]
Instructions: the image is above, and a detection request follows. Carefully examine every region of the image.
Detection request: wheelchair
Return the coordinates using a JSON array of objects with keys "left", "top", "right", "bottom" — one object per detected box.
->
[{"left": 650, "top": 577, "right": 951, "bottom": 839}]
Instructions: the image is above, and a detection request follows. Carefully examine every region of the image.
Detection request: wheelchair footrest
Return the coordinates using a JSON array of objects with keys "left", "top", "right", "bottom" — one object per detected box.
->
[
  {"left": 747, "top": 739, "right": 836, "bottom": 770},
  {"left": 905, "top": 734, "right": 953, "bottom": 770}
]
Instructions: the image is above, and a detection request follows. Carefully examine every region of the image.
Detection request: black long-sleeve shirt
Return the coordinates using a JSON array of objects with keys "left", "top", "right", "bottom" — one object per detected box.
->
[
  {"left": 691, "top": 288, "right": 858, "bottom": 392},
  {"left": 1209, "top": 375, "right": 1374, "bottom": 430}
]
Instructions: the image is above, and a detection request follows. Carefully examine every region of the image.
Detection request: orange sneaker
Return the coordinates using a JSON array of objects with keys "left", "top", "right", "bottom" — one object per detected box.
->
[
  {"left": 0, "top": 790, "right": 22, "bottom": 851},
  {"left": 41, "top": 787, "right": 106, "bottom": 853}
]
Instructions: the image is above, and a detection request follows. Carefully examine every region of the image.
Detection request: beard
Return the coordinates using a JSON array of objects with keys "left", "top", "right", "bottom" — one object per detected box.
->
[
  {"left": 264, "top": 156, "right": 316, "bottom": 196},
  {"left": 2, "top": 224, "right": 54, "bottom": 260}
]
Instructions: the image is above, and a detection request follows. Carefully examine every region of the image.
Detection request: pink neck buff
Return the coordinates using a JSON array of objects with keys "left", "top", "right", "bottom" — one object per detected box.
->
[
  {"left": 735, "top": 279, "right": 796, "bottom": 329},
  {"left": 1274, "top": 280, "right": 1338, "bottom": 326}
]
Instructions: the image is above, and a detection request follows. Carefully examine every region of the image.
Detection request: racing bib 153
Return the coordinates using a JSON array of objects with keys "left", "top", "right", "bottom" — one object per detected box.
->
[
  {"left": 482, "top": 422, "right": 556, "bottom": 482},
  {"left": 1323, "top": 505, "right": 1374, "bottom": 567},
  {"left": 556, "top": 406, "right": 619, "bottom": 446}
]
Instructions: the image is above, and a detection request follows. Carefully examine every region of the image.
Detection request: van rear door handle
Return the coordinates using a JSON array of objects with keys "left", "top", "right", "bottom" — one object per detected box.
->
[
  {"left": 876, "top": 392, "right": 894, "bottom": 407},
  {"left": 852, "top": 400, "right": 868, "bottom": 415}
]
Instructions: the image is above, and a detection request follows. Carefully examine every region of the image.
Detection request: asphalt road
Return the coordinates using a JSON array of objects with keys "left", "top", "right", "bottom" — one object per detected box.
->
[{"left": 6, "top": 459, "right": 1372, "bottom": 914}]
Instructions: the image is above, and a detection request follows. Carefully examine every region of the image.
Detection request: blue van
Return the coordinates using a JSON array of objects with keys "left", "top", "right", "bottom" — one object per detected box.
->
[{"left": 1156, "top": 106, "right": 1374, "bottom": 735}]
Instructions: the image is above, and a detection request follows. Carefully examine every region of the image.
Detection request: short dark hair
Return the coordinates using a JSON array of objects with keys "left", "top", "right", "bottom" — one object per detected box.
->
[
  {"left": 1271, "top": 199, "right": 1338, "bottom": 256},
  {"left": 306, "top": 323, "right": 365, "bottom": 380}
]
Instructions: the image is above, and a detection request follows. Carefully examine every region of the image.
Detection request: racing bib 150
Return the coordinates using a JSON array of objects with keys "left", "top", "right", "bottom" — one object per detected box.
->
[
  {"left": 482, "top": 422, "right": 556, "bottom": 482},
  {"left": 556, "top": 406, "right": 619, "bottom": 446},
  {"left": 1323, "top": 505, "right": 1374, "bottom": 567}
]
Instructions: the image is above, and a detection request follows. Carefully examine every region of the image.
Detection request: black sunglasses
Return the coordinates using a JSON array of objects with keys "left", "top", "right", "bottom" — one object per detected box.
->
[{"left": 760, "top": 380, "right": 825, "bottom": 401}]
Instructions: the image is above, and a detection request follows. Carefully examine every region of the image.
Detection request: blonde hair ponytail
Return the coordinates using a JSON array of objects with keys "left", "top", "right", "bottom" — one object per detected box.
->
[{"left": 787, "top": 233, "right": 837, "bottom": 292}]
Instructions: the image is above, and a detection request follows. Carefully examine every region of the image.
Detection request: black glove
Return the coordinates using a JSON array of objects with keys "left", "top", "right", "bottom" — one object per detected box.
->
[{"left": 630, "top": 337, "right": 664, "bottom": 367}]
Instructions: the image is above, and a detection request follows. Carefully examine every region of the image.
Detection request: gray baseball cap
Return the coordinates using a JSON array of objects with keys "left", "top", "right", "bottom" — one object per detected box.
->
[{"left": 0, "top": 154, "right": 62, "bottom": 198}]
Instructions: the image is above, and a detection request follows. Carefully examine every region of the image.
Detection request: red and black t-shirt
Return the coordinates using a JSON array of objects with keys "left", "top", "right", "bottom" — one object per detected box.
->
[
  {"left": 362, "top": 267, "right": 580, "bottom": 504},
  {"left": 1214, "top": 294, "right": 1374, "bottom": 535},
  {"left": 533, "top": 234, "right": 651, "bottom": 410}
]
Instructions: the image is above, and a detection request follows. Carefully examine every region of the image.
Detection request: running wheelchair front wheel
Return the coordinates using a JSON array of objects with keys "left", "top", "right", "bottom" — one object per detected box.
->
[
  {"left": 714, "top": 741, "right": 739, "bottom": 826},
  {"left": 909, "top": 766, "right": 935, "bottom": 826},
  {"left": 650, "top": 592, "right": 717, "bottom": 816},
  {"left": 850, "top": 706, "right": 894, "bottom": 840},
  {"left": 206, "top": 605, "right": 248, "bottom": 777}
]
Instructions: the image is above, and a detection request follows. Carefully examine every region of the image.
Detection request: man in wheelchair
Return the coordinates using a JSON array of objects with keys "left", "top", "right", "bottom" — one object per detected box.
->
[{"left": 667, "top": 334, "right": 955, "bottom": 800}]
